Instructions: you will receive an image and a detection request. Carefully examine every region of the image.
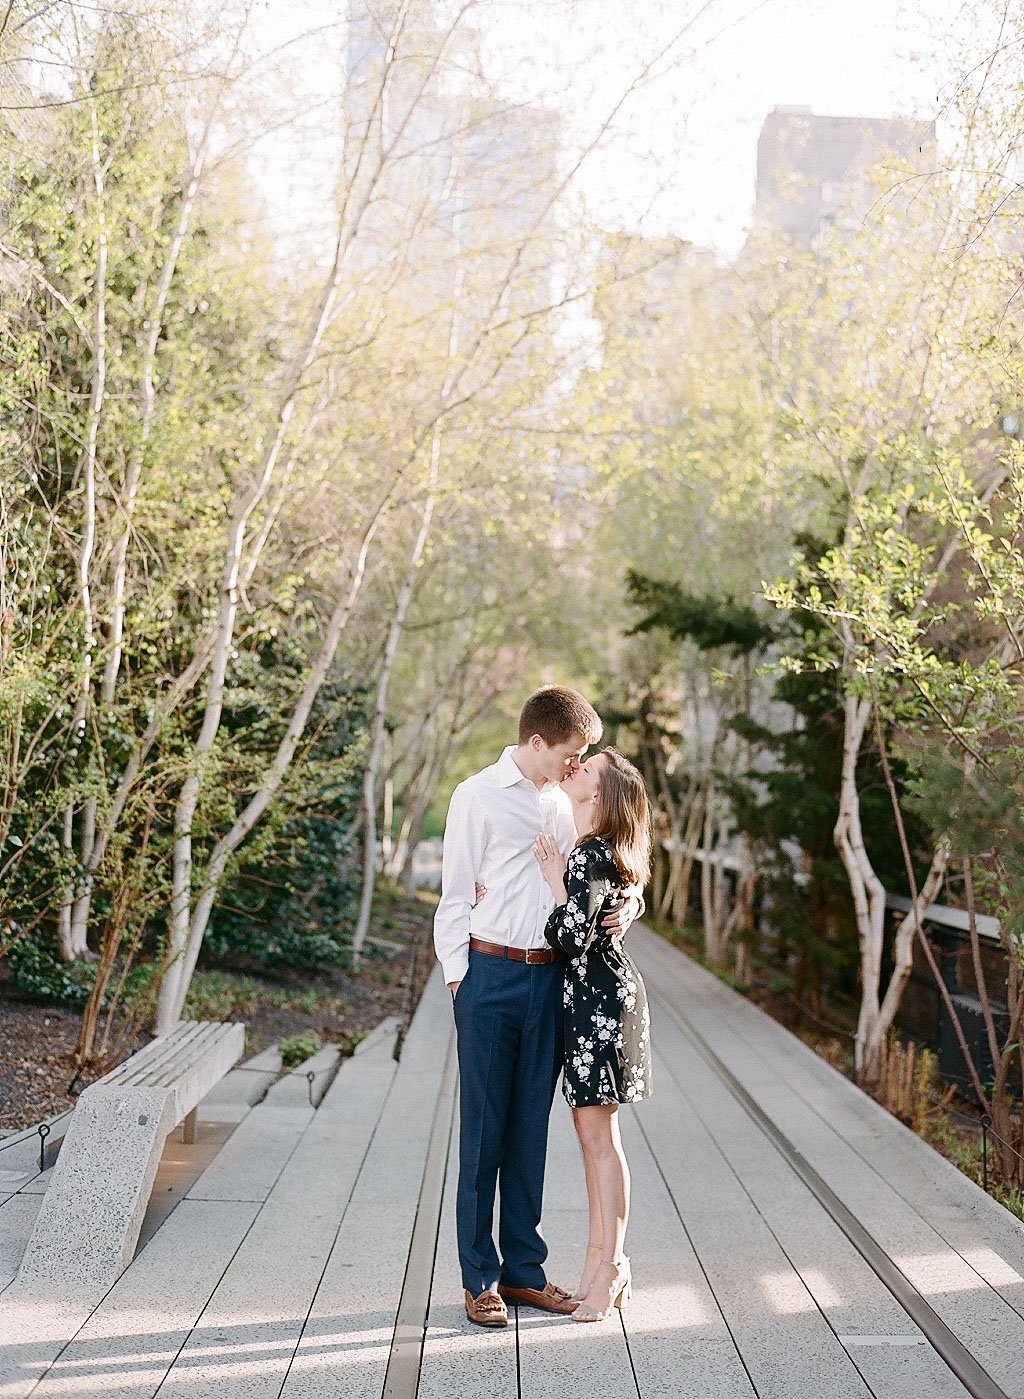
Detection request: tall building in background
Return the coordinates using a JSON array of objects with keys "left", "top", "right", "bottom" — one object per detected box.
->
[
  {"left": 343, "top": 0, "right": 559, "bottom": 283},
  {"left": 344, "top": 0, "right": 454, "bottom": 219},
  {"left": 754, "top": 106, "right": 937, "bottom": 246}
]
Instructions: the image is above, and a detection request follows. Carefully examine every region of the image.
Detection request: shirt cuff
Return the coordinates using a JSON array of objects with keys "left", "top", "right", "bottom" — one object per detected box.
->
[{"left": 440, "top": 950, "right": 469, "bottom": 985}]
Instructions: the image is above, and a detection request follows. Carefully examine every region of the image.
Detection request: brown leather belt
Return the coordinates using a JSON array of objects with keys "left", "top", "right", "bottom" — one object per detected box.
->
[{"left": 469, "top": 936, "right": 564, "bottom": 965}]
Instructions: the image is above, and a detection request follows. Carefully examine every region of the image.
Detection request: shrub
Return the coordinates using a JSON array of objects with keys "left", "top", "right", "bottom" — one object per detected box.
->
[
  {"left": 280, "top": 1031, "right": 321, "bottom": 1067},
  {"left": 204, "top": 683, "right": 367, "bottom": 973},
  {"left": 184, "top": 970, "right": 264, "bottom": 1021},
  {"left": 269, "top": 987, "right": 345, "bottom": 1015},
  {"left": 9, "top": 938, "right": 97, "bottom": 1009}
]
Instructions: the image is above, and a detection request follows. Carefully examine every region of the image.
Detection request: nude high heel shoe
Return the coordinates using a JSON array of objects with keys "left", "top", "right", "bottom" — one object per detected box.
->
[{"left": 571, "top": 1258, "right": 631, "bottom": 1322}]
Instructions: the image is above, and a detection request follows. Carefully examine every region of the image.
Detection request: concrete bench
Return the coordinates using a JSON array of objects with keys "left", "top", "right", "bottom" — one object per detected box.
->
[{"left": 15, "top": 1019, "right": 244, "bottom": 1294}]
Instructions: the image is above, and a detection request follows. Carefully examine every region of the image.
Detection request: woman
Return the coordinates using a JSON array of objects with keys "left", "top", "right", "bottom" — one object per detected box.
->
[{"left": 533, "top": 746, "right": 652, "bottom": 1323}]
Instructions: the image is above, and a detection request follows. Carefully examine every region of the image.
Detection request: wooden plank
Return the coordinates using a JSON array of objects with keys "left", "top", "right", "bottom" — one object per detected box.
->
[
  {"left": 7, "top": 1019, "right": 403, "bottom": 1399},
  {"left": 638, "top": 1041, "right": 875, "bottom": 1398},
  {"left": 102, "top": 1021, "right": 210, "bottom": 1085},
  {"left": 686, "top": 1014, "right": 1024, "bottom": 1396},
  {"left": 416, "top": 1100, "right": 518, "bottom": 1397},
  {"left": 647, "top": 991, "right": 971, "bottom": 1399},
  {"left": 149, "top": 1031, "right": 399, "bottom": 1399},
  {"left": 647, "top": 936, "right": 1024, "bottom": 1325},
  {"left": 381, "top": 1040, "right": 458, "bottom": 1396},
  {"left": 276, "top": 967, "right": 455, "bottom": 1399},
  {"left": 617, "top": 1111, "right": 758, "bottom": 1399},
  {"left": 185, "top": 1101, "right": 315, "bottom": 1204},
  {"left": 635, "top": 930, "right": 1024, "bottom": 1397},
  {"left": 0, "top": 1200, "right": 258, "bottom": 1399},
  {"left": 516, "top": 1104, "right": 639, "bottom": 1399}
]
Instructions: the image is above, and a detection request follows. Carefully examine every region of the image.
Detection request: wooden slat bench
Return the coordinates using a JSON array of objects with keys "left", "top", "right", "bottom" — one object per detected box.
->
[{"left": 15, "top": 1020, "right": 244, "bottom": 1294}]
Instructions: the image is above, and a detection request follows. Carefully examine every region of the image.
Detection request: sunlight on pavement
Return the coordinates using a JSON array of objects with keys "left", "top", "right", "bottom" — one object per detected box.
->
[{"left": 759, "top": 1271, "right": 818, "bottom": 1314}]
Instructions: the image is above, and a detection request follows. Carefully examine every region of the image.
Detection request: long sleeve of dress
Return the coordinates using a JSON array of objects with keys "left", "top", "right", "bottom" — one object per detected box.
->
[{"left": 543, "top": 843, "right": 612, "bottom": 960}]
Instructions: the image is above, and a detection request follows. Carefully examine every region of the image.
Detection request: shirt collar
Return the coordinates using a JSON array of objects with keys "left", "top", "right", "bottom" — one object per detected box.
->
[
  {"left": 497, "top": 745, "right": 528, "bottom": 788},
  {"left": 497, "top": 745, "right": 566, "bottom": 800}
]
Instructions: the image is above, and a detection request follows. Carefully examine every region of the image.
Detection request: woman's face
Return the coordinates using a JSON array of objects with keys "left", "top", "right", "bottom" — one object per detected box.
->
[{"left": 560, "top": 750, "right": 606, "bottom": 804}]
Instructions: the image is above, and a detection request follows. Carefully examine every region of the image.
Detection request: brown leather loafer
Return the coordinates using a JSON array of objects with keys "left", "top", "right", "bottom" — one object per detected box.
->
[
  {"left": 465, "top": 1289, "right": 508, "bottom": 1327},
  {"left": 497, "top": 1281, "right": 576, "bottom": 1315}
]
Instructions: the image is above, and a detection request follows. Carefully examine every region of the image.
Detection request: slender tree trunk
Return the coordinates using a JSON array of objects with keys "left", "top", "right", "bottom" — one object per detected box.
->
[
  {"left": 70, "top": 111, "right": 219, "bottom": 956},
  {"left": 157, "top": 0, "right": 432, "bottom": 1027},
  {"left": 673, "top": 778, "right": 706, "bottom": 928},
  {"left": 868, "top": 843, "right": 948, "bottom": 1064},
  {"left": 401, "top": 804, "right": 430, "bottom": 897},
  {"left": 351, "top": 152, "right": 465, "bottom": 963},
  {"left": 833, "top": 689, "right": 888, "bottom": 1082},
  {"left": 963, "top": 858, "right": 1024, "bottom": 1184},
  {"left": 387, "top": 744, "right": 433, "bottom": 880},
  {"left": 60, "top": 94, "right": 107, "bottom": 961},
  {"left": 155, "top": 492, "right": 390, "bottom": 1031},
  {"left": 351, "top": 454, "right": 441, "bottom": 963},
  {"left": 840, "top": 679, "right": 951, "bottom": 1083}
]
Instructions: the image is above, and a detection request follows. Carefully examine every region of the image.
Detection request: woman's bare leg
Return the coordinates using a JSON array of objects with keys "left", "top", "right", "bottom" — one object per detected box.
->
[
  {"left": 575, "top": 1104, "right": 630, "bottom": 1309},
  {"left": 573, "top": 1107, "right": 604, "bottom": 1295},
  {"left": 609, "top": 1106, "right": 630, "bottom": 1258}
]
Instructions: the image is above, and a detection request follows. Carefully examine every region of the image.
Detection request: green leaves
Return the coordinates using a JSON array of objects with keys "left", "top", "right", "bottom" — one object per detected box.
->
[{"left": 625, "top": 569, "right": 774, "bottom": 654}]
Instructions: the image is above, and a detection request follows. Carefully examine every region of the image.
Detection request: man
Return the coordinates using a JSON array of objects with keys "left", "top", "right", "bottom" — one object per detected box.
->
[{"left": 434, "top": 686, "right": 641, "bottom": 1328}]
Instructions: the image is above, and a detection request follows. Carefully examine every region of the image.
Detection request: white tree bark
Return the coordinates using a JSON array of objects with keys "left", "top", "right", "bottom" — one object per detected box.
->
[
  {"left": 350, "top": 450, "right": 441, "bottom": 963},
  {"left": 868, "top": 842, "right": 950, "bottom": 1065},
  {"left": 155, "top": 491, "right": 390, "bottom": 1030},
  {"left": 833, "top": 678, "right": 950, "bottom": 1083},
  {"left": 69, "top": 105, "right": 222, "bottom": 958},
  {"left": 350, "top": 144, "right": 466, "bottom": 962},
  {"left": 156, "top": 0, "right": 464, "bottom": 1028},
  {"left": 832, "top": 688, "right": 887, "bottom": 1080},
  {"left": 60, "top": 91, "right": 107, "bottom": 960}
]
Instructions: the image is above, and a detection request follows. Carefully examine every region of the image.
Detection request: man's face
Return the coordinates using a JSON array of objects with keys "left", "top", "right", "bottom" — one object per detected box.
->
[{"left": 534, "top": 733, "right": 588, "bottom": 785}]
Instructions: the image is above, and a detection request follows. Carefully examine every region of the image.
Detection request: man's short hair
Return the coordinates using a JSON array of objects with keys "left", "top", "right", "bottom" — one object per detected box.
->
[{"left": 518, "top": 686, "right": 602, "bottom": 747}]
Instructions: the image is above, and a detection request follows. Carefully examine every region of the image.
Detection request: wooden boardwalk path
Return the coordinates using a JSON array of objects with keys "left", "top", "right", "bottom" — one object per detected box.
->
[{"left": 2, "top": 927, "right": 1024, "bottom": 1398}]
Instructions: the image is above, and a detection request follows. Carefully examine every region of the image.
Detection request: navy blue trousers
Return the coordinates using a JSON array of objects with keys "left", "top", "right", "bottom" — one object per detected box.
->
[{"left": 452, "top": 948, "right": 564, "bottom": 1295}]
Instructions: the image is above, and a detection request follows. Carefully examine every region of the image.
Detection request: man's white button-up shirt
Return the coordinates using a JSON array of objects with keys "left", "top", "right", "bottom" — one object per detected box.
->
[{"left": 433, "top": 746, "right": 576, "bottom": 985}]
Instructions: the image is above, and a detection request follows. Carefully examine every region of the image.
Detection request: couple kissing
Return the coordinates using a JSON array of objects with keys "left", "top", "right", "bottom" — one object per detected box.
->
[{"left": 433, "top": 685, "right": 653, "bottom": 1328}]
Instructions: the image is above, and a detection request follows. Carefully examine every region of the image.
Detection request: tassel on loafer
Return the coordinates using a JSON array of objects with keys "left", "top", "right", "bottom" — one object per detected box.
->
[{"left": 465, "top": 1289, "right": 508, "bottom": 1327}]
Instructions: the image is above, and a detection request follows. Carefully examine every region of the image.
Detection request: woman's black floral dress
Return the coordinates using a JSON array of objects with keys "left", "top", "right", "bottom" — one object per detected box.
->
[{"left": 543, "top": 836, "right": 652, "bottom": 1108}]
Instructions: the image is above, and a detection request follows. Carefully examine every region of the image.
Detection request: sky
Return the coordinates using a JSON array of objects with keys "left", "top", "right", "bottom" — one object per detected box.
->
[
  {"left": 523, "top": 0, "right": 962, "bottom": 253},
  {"left": 251, "top": 0, "right": 980, "bottom": 258}
]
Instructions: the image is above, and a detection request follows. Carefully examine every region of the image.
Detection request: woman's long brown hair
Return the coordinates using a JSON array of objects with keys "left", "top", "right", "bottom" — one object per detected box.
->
[{"left": 589, "top": 747, "right": 652, "bottom": 888}]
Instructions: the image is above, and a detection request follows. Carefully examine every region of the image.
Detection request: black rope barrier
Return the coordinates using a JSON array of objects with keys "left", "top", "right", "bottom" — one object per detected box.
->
[
  {"left": 0, "top": 1107, "right": 73, "bottom": 1158},
  {"left": 36, "top": 1121, "right": 50, "bottom": 1173},
  {"left": 786, "top": 990, "right": 859, "bottom": 1041},
  {"left": 0, "top": 1107, "right": 76, "bottom": 1191},
  {"left": 979, "top": 1113, "right": 1024, "bottom": 1196}
]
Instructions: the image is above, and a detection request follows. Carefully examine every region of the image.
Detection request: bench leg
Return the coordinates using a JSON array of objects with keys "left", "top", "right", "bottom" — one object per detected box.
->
[
  {"left": 17, "top": 1085, "right": 177, "bottom": 1292},
  {"left": 182, "top": 1107, "right": 198, "bottom": 1145}
]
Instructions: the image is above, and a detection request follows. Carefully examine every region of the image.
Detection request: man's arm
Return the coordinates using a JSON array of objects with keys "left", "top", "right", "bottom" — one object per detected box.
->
[
  {"left": 433, "top": 782, "right": 486, "bottom": 992},
  {"left": 601, "top": 885, "right": 646, "bottom": 934}
]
